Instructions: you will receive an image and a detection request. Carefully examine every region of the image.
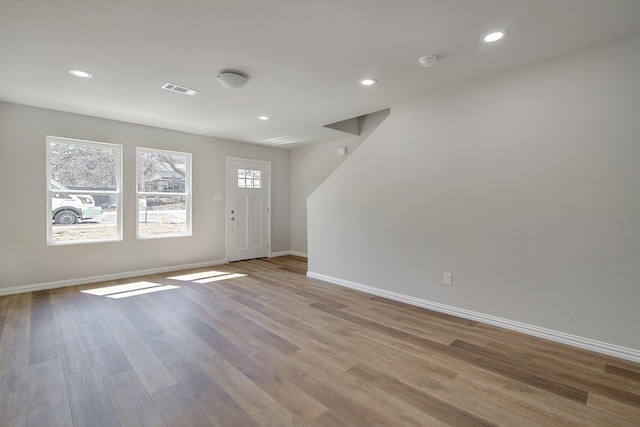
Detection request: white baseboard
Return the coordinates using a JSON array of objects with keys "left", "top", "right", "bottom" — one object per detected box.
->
[
  {"left": 307, "top": 271, "right": 640, "bottom": 364},
  {"left": 269, "top": 251, "right": 308, "bottom": 258},
  {"left": 0, "top": 259, "right": 228, "bottom": 296},
  {"left": 269, "top": 251, "right": 291, "bottom": 257}
]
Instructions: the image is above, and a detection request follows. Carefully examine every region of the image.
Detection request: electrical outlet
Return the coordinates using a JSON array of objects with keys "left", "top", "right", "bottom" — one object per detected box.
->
[{"left": 443, "top": 272, "right": 452, "bottom": 286}]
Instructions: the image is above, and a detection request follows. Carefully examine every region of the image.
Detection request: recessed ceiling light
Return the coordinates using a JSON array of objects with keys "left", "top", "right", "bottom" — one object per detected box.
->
[
  {"left": 483, "top": 30, "right": 507, "bottom": 43},
  {"left": 68, "top": 69, "right": 92, "bottom": 78},
  {"left": 258, "top": 116, "right": 269, "bottom": 121},
  {"left": 360, "top": 78, "right": 377, "bottom": 86}
]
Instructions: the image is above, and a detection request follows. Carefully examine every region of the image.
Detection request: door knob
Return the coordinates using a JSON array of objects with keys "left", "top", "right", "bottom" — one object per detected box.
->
[{"left": 230, "top": 217, "right": 235, "bottom": 221}]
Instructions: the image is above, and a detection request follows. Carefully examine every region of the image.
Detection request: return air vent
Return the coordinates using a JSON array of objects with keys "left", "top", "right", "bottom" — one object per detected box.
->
[{"left": 161, "top": 82, "right": 198, "bottom": 96}]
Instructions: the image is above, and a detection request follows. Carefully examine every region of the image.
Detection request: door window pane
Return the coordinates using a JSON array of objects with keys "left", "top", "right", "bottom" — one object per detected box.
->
[{"left": 237, "top": 169, "right": 261, "bottom": 189}]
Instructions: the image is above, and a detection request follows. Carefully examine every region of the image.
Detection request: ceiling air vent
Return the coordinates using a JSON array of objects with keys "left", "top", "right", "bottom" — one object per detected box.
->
[{"left": 161, "top": 82, "right": 198, "bottom": 96}]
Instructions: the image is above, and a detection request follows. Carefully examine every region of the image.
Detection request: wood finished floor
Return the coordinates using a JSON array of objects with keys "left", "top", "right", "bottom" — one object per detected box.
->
[{"left": 1, "top": 256, "right": 639, "bottom": 427}]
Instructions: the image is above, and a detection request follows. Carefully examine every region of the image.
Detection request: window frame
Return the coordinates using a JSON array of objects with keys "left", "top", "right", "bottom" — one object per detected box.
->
[
  {"left": 136, "top": 147, "right": 192, "bottom": 239},
  {"left": 46, "top": 135, "right": 123, "bottom": 246}
]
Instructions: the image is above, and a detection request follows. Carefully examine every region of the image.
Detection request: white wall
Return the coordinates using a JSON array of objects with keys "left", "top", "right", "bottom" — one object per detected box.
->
[
  {"left": 0, "top": 102, "right": 290, "bottom": 290},
  {"left": 289, "top": 110, "right": 389, "bottom": 255},
  {"left": 308, "top": 34, "right": 640, "bottom": 352}
]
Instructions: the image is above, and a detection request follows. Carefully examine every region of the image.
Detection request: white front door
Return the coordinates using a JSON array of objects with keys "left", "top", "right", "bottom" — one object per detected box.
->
[{"left": 227, "top": 158, "right": 270, "bottom": 262}]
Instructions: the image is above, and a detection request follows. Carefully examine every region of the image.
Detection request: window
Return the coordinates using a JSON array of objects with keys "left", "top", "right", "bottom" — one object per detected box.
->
[
  {"left": 137, "top": 148, "right": 191, "bottom": 238},
  {"left": 47, "top": 136, "right": 122, "bottom": 245},
  {"left": 237, "top": 168, "right": 261, "bottom": 189}
]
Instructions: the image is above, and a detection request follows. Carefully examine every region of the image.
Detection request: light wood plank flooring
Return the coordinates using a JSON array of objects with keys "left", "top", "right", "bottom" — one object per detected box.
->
[{"left": 1, "top": 255, "right": 639, "bottom": 426}]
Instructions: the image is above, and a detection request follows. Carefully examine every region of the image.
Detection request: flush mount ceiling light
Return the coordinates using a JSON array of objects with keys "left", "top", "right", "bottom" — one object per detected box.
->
[
  {"left": 68, "top": 69, "right": 92, "bottom": 78},
  {"left": 418, "top": 55, "right": 438, "bottom": 68},
  {"left": 483, "top": 30, "right": 508, "bottom": 43},
  {"left": 217, "top": 70, "right": 249, "bottom": 89},
  {"left": 258, "top": 116, "right": 269, "bottom": 121},
  {"left": 360, "top": 78, "right": 377, "bottom": 86}
]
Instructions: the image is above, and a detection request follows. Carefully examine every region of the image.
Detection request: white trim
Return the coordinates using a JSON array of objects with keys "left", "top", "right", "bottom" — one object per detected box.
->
[
  {"left": 269, "top": 251, "right": 308, "bottom": 258},
  {"left": 269, "top": 251, "right": 291, "bottom": 258},
  {"left": 267, "top": 251, "right": 307, "bottom": 258},
  {"left": 0, "top": 259, "right": 227, "bottom": 296},
  {"left": 307, "top": 271, "right": 640, "bottom": 364}
]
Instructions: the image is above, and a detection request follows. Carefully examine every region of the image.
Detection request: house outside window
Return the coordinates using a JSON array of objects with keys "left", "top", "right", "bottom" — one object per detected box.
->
[{"left": 137, "top": 148, "right": 191, "bottom": 238}]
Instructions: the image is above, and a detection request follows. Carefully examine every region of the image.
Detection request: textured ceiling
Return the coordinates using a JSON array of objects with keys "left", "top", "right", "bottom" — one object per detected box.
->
[{"left": 1, "top": 0, "right": 640, "bottom": 148}]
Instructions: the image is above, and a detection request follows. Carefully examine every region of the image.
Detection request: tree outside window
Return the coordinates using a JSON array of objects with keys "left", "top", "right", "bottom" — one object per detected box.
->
[{"left": 47, "top": 136, "right": 122, "bottom": 245}]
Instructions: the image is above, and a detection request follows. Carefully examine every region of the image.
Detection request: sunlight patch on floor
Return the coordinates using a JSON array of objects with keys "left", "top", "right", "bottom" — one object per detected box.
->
[
  {"left": 82, "top": 281, "right": 179, "bottom": 298},
  {"left": 193, "top": 273, "right": 247, "bottom": 284},
  {"left": 167, "top": 270, "right": 248, "bottom": 284},
  {"left": 167, "top": 270, "right": 230, "bottom": 281}
]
